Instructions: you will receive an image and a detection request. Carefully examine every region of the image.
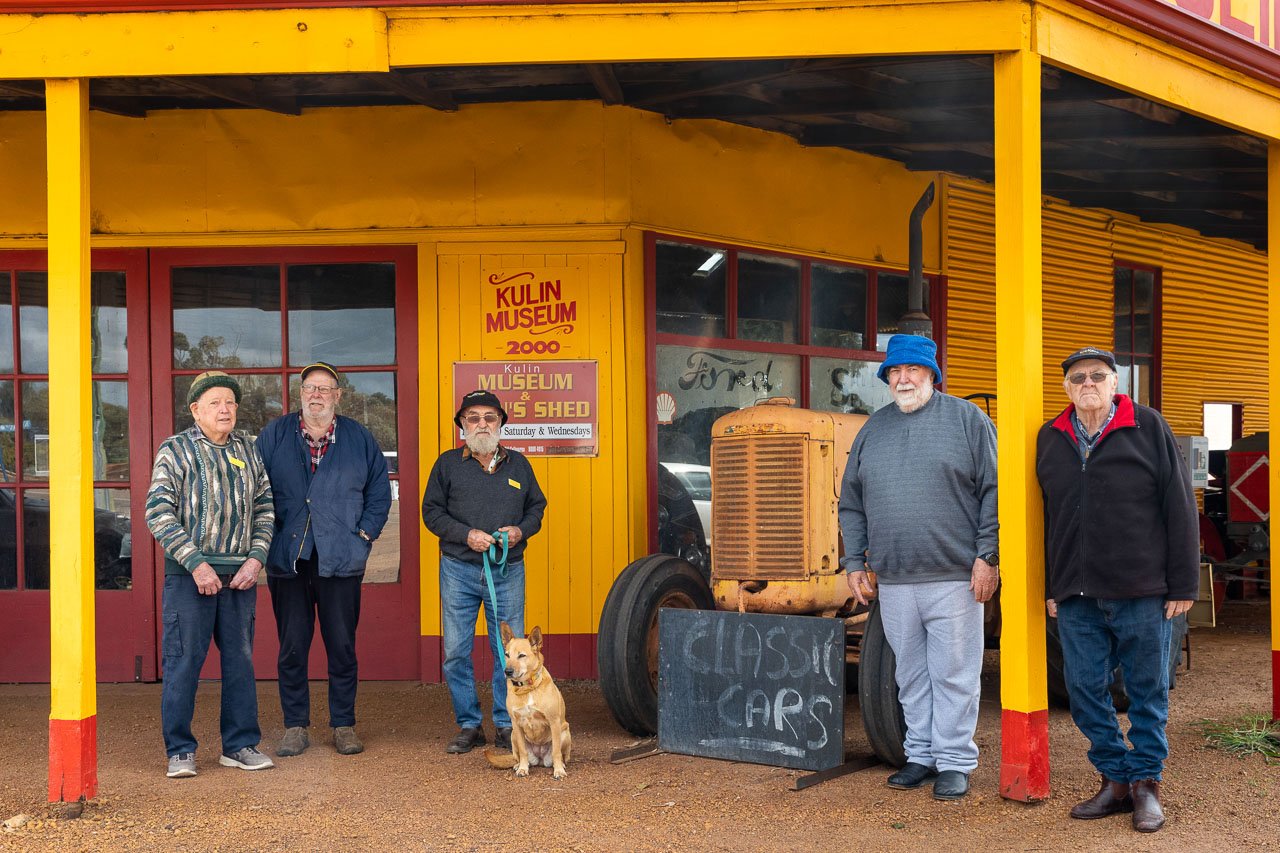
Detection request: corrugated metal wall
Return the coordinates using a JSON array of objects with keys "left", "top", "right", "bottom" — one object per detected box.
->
[{"left": 941, "top": 175, "right": 1269, "bottom": 437}]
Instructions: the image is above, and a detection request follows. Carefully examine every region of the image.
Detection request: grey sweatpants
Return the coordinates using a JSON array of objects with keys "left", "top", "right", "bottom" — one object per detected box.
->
[{"left": 879, "top": 579, "right": 984, "bottom": 773}]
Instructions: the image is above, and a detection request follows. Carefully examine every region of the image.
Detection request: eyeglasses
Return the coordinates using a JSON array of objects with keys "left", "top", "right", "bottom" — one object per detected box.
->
[
  {"left": 301, "top": 383, "right": 339, "bottom": 395},
  {"left": 1067, "top": 371, "right": 1113, "bottom": 385},
  {"left": 463, "top": 413, "right": 501, "bottom": 425}
]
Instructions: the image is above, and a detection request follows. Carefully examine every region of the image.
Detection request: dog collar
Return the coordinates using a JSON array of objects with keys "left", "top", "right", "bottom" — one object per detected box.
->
[{"left": 511, "top": 666, "right": 544, "bottom": 694}]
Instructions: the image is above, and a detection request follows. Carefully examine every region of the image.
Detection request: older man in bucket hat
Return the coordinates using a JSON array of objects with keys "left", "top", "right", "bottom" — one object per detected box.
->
[
  {"left": 146, "top": 370, "right": 276, "bottom": 779},
  {"left": 838, "top": 334, "right": 999, "bottom": 800},
  {"left": 422, "top": 390, "right": 547, "bottom": 754},
  {"left": 257, "top": 361, "right": 393, "bottom": 759}
]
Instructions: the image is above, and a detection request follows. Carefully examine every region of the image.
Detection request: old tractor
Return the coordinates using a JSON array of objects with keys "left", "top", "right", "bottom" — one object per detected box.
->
[{"left": 597, "top": 396, "right": 911, "bottom": 766}]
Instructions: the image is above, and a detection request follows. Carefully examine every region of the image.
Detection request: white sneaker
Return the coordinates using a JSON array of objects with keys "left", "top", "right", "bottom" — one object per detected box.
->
[
  {"left": 166, "top": 752, "right": 197, "bottom": 778},
  {"left": 219, "top": 746, "right": 275, "bottom": 771}
]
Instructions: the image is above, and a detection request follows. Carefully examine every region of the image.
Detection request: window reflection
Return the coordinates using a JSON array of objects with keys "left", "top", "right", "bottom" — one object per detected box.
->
[
  {"left": 0, "top": 488, "right": 13, "bottom": 589},
  {"left": 876, "top": 273, "right": 928, "bottom": 351},
  {"left": 812, "top": 265, "right": 867, "bottom": 350},
  {"left": 173, "top": 373, "right": 283, "bottom": 439},
  {"left": 0, "top": 272, "right": 13, "bottom": 373},
  {"left": 655, "top": 241, "right": 727, "bottom": 338},
  {"left": 0, "top": 381, "right": 12, "bottom": 483},
  {"left": 809, "top": 357, "right": 894, "bottom": 416},
  {"left": 737, "top": 254, "right": 799, "bottom": 344},
  {"left": 19, "top": 487, "right": 132, "bottom": 591},
  {"left": 288, "top": 370, "right": 398, "bottom": 472},
  {"left": 17, "top": 272, "right": 129, "bottom": 374},
  {"left": 172, "top": 266, "right": 282, "bottom": 369},
  {"left": 288, "top": 264, "right": 396, "bottom": 366}
]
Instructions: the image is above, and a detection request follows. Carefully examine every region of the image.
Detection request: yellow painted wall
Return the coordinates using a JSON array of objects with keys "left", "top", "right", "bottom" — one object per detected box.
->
[{"left": 943, "top": 174, "right": 1270, "bottom": 436}]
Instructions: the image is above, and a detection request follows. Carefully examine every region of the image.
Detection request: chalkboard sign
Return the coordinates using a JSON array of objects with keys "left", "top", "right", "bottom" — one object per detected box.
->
[{"left": 657, "top": 608, "right": 845, "bottom": 772}]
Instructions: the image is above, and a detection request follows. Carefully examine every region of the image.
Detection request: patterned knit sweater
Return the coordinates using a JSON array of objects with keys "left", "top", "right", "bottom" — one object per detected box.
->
[{"left": 146, "top": 425, "right": 274, "bottom": 574}]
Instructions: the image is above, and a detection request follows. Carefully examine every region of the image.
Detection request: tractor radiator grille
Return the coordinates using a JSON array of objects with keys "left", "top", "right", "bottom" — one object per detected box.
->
[{"left": 711, "top": 436, "right": 807, "bottom": 580}]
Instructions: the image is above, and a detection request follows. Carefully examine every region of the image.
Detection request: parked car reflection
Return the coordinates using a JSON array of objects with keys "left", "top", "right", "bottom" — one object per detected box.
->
[
  {"left": 0, "top": 490, "right": 132, "bottom": 591},
  {"left": 656, "top": 463, "right": 709, "bottom": 581},
  {"left": 662, "top": 462, "right": 712, "bottom": 547}
]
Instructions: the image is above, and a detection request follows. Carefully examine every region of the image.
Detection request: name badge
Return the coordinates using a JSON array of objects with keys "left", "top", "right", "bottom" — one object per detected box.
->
[
  {"left": 226, "top": 454, "right": 247, "bottom": 469},
  {"left": 508, "top": 478, "right": 521, "bottom": 490}
]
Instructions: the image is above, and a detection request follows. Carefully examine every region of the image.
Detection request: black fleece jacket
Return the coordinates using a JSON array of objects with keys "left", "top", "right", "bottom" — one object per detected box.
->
[
  {"left": 1036, "top": 394, "right": 1199, "bottom": 603},
  {"left": 422, "top": 446, "right": 547, "bottom": 566}
]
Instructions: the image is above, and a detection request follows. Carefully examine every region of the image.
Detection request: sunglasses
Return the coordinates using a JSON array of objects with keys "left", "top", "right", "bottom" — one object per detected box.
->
[
  {"left": 1067, "top": 371, "right": 1113, "bottom": 385},
  {"left": 463, "top": 413, "right": 501, "bottom": 425}
]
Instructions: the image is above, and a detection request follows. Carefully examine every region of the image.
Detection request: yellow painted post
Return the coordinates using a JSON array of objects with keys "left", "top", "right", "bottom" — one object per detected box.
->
[
  {"left": 1270, "top": 141, "right": 1280, "bottom": 723},
  {"left": 993, "top": 49, "right": 1049, "bottom": 802},
  {"left": 45, "top": 77, "right": 97, "bottom": 805}
]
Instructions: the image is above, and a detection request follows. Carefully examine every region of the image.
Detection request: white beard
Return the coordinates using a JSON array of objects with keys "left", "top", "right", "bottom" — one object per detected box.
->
[
  {"left": 465, "top": 431, "right": 500, "bottom": 456},
  {"left": 893, "top": 379, "right": 934, "bottom": 414}
]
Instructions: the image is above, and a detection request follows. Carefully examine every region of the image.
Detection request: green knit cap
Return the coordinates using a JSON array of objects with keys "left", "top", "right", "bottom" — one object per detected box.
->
[{"left": 187, "top": 370, "right": 242, "bottom": 405}]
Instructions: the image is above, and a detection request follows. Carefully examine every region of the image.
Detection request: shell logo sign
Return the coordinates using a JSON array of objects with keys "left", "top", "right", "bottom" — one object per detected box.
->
[{"left": 482, "top": 267, "right": 586, "bottom": 359}]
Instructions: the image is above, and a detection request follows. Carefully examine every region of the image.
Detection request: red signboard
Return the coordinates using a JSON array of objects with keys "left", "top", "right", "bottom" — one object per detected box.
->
[{"left": 453, "top": 360, "right": 598, "bottom": 457}]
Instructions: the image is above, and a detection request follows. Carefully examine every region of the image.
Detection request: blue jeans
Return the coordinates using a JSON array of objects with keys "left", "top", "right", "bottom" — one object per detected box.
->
[
  {"left": 1056, "top": 595, "right": 1172, "bottom": 782},
  {"left": 439, "top": 554, "right": 525, "bottom": 729},
  {"left": 160, "top": 573, "right": 261, "bottom": 757}
]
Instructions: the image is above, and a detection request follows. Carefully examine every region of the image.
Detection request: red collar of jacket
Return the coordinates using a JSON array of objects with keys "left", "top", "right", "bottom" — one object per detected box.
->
[{"left": 1049, "top": 394, "right": 1137, "bottom": 446}]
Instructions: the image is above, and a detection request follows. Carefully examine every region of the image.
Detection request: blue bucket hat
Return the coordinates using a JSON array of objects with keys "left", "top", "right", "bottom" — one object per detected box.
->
[{"left": 876, "top": 334, "right": 942, "bottom": 384}]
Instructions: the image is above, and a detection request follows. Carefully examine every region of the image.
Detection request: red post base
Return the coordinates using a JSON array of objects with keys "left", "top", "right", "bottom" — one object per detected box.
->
[
  {"left": 1000, "top": 708, "right": 1050, "bottom": 802},
  {"left": 49, "top": 715, "right": 98, "bottom": 803}
]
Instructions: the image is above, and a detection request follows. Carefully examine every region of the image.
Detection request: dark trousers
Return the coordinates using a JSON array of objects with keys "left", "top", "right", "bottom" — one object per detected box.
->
[
  {"left": 268, "top": 552, "right": 364, "bottom": 728},
  {"left": 160, "top": 572, "right": 260, "bottom": 757}
]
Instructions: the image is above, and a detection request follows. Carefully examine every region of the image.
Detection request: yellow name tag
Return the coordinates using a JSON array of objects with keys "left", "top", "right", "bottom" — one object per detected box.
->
[
  {"left": 226, "top": 454, "right": 247, "bottom": 469},
  {"left": 508, "top": 478, "right": 521, "bottom": 490}
]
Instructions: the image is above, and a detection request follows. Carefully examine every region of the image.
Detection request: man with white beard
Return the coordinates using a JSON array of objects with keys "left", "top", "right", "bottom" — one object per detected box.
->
[
  {"left": 838, "top": 334, "right": 999, "bottom": 800},
  {"left": 422, "top": 390, "right": 547, "bottom": 755}
]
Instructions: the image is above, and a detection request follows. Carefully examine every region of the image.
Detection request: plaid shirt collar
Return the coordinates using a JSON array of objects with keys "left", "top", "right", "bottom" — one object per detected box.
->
[
  {"left": 461, "top": 443, "right": 507, "bottom": 474},
  {"left": 300, "top": 414, "right": 337, "bottom": 472}
]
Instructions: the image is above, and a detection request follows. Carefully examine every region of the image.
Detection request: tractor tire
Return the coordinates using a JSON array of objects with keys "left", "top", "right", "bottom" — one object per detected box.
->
[
  {"left": 597, "top": 554, "right": 714, "bottom": 736},
  {"left": 857, "top": 600, "right": 908, "bottom": 768}
]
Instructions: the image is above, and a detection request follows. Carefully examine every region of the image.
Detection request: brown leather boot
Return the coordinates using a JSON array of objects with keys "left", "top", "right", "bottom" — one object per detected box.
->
[
  {"left": 1070, "top": 778, "right": 1133, "bottom": 819},
  {"left": 1130, "top": 779, "right": 1166, "bottom": 832}
]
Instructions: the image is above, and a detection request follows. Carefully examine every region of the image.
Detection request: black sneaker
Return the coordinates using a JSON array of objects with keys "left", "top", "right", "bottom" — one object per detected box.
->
[
  {"left": 445, "top": 727, "right": 486, "bottom": 754},
  {"left": 495, "top": 727, "right": 513, "bottom": 751}
]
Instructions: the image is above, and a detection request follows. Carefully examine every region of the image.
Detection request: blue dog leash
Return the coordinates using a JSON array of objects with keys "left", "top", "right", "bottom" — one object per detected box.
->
[{"left": 483, "top": 529, "right": 510, "bottom": 670}]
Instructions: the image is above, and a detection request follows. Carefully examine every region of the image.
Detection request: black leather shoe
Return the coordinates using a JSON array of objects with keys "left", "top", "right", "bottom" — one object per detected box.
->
[
  {"left": 1071, "top": 778, "right": 1133, "bottom": 820},
  {"left": 445, "top": 727, "right": 486, "bottom": 754},
  {"left": 887, "top": 762, "right": 938, "bottom": 790},
  {"left": 494, "top": 727, "right": 513, "bottom": 751},
  {"left": 933, "top": 770, "right": 971, "bottom": 800}
]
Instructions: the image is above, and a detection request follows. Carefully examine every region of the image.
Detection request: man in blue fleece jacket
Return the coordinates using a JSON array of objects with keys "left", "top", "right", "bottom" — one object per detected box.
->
[{"left": 839, "top": 334, "right": 999, "bottom": 801}]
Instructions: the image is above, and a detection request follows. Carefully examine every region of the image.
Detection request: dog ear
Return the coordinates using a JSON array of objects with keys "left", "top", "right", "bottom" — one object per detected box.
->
[
  {"left": 500, "top": 621, "right": 514, "bottom": 644},
  {"left": 530, "top": 626, "right": 543, "bottom": 649}
]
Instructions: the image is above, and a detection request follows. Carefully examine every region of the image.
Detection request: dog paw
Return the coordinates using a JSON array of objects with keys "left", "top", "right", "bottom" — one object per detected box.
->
[
  {"left": 553, "top": 766, "right": 567, "bottom": 780},
  {"left": 515, "top": 765, "right": 530, "bottom": 777}
]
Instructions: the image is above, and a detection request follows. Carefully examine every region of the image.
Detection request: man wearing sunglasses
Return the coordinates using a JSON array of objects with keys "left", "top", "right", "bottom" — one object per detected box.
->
[
  {"left": 1037, "top": 346, "right": 1198, "bottom": 833},
  {"left": 258, "top": 361, "right": 393, "bottom": 759},
  {"left": 423, "top": 389, "right": 548, "bottom": 755}
]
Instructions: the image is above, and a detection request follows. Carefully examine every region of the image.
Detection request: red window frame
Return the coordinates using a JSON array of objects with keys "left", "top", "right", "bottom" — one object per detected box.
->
[
  {"left": 1114, "top": 261, "right": 1162, "bottom": 409},
  {"left": 643, "top": 231, "right": 947, "bottom": 551}
]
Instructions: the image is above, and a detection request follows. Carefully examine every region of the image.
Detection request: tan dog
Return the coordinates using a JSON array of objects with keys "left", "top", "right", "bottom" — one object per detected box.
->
[{"left": 483, "top": 623, "right": 572, "bottom": 779}]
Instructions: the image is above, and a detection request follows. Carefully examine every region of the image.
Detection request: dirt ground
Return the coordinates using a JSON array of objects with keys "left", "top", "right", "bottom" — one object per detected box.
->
[{"left": 1, "top": 600, "right": 1277, "bottom": 853}]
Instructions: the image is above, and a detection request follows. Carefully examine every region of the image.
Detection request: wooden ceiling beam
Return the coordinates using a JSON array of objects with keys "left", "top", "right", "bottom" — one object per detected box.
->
[
  {"left": 379, "top": 71, "right": 457, "bottom": 111},
  {"left": 584, "top": 64, "right": 625, "bottom": 106},
  {"left": 159, "top": 76, "right": 301, "bottom": 115}
]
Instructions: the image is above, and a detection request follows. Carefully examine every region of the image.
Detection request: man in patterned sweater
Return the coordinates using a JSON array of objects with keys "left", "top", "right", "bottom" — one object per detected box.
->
[{"left": 146, "top": 370, "right": 276, "bottom": 779}]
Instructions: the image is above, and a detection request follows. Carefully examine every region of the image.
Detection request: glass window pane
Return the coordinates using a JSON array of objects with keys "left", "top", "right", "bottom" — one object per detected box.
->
[
  {"left": 174, "top": 373, "right": 283, "bottom": 439},
  {"left": 737, "top": 253, "right": 799, "bottom": 344},
  {"left": 876, "top": 273, "right": 929, "bottom": 351},
  {"left": 94, "top": 381, "right": 129, "bottom": 482},
  {"left": 811, "top": 265, "right": 867, "bottom": 350},
  {"left": 16, "top": 381, "right": 128, "bottom": 482},
  {"left": 1116, "top": 356, "right": 1152, "bottom": 407},
  {"left": 1114, "top": 266, "right": 1133, "bottom": 353},
  {"left": 364, "top": 497, "right": 400, "bottom": 584},
  {"left": 1132, "top": 269, "right": 1155, "bottom": 354},
  {"left": 20, "top": 381, "right": 49, "bottom": 480},
  {"left": 91, "top": 272, "right": 129, "bottom": 374},
  {"left": 0, "top": 272, "right": 13, "bottom": 372},
  {"left": 0, "top": 380, "right": 12, "bottom": 482},
  {"left": 288, "top": 370, "right": 398, "bottom": 472},
  {"left": 288, "top": 264, "right": 396, "bottom": 366},
  {"left": 655, "top": 241, "right": 726, "bottom": 338},
  {"left": 172, "top": 266, "right": 281, "bottom": 369},
  {"left": 93, "top": 488, "right": 131, "bottom": 590},
  {"left": 22, "top": 488, "right": 50, "bottom": 589},
  {"left": 810, "top": 356, "right": 894, "bottom": 415},
  {"left": 0, "top": 489, "right": 13, "bottom": 589},
  {"left": 17, "top": 271, "right": 48, "bottom": 374}
]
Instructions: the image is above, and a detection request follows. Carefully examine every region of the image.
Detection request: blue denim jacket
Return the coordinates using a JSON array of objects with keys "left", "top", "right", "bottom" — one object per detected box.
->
[{"left": 257, "top": 413, "right": 392, "bottom": 578}]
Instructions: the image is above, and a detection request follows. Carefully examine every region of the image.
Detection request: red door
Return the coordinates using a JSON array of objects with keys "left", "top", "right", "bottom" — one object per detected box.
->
[
  {"left": 0, "top": 249, "right": 158, "bottom": 682},
  {"left": 148, "top": 247, "right": 420, "bottom": 680}
]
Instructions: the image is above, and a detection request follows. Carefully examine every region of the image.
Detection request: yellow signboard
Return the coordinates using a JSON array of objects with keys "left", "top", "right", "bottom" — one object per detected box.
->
[{"left": 481, "top": 266, "right": 587, "bottom": 359}]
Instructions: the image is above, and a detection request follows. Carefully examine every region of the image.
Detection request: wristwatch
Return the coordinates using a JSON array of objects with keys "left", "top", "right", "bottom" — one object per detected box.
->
[
  {"left": 357, "top": 529, "right": 372, "bottom": 542},
  {"left": 978, "top": 551, "right": 999, "bottom": 567}
]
